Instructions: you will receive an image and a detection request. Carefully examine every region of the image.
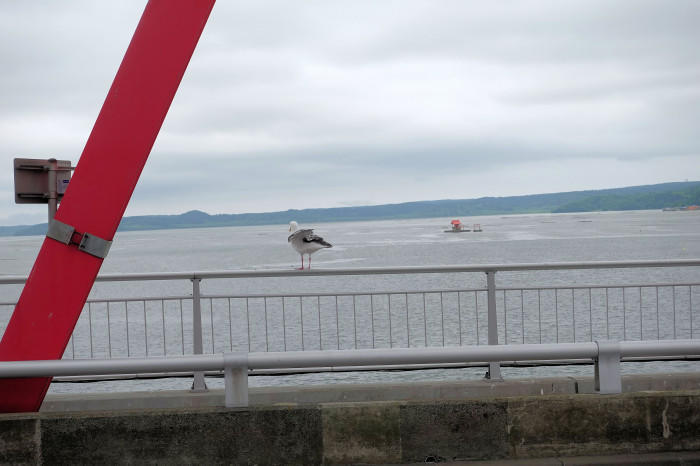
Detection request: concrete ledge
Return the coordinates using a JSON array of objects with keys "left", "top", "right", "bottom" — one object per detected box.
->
[
  {"left": 3, "top": 389, "right": 700, "bottom": 464},
  {"left": 41, "top": 372, "right": 700, "bottom": 413}
]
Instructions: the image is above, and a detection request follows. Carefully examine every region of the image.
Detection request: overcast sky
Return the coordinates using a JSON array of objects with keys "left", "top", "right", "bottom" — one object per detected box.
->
[{"left": 1, "top": 1, "right": 699, "bottom": 225}]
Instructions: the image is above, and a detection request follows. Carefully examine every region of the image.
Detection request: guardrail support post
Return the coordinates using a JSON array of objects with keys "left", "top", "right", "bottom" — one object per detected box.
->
[
  {"left": 486, "top": 271, "right": 502, "bottom": 380},
  {"left": 191, "top": 278, "right": 207, "bottom": 392},
  {"left": 595, "top": 340, "right": 621, "bottom": 394},
  {"left": 224, "top": 353, "right": 249, "bottom": 407}
]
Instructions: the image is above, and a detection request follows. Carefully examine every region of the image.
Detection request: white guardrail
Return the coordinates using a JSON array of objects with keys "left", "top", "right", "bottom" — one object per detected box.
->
[
  {"left": 1, "top": 259, "right": 699, "bottom": 393},
  {"left": 1, "top": 340, "right": 700, "bottom": 407}
]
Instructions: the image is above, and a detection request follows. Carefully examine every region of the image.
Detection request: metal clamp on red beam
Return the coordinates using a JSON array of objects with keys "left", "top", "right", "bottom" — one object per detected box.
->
[{"left": 46, "top": 219, "right": 112, "bottom": 259}]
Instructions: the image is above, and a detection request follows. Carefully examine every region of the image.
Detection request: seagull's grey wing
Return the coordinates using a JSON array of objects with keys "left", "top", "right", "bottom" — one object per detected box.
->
[
  {"left": 288, "top": 229, "right": 313, "bottom": 243},
  {"left": 303, "top": 230, "right": 332, "bottom": 248}
]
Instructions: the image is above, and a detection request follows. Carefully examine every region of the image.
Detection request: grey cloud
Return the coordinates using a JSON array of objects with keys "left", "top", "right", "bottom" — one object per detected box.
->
[
  {"left": 1, "top": 1, "right": 699, "bottom": 221},
  {"left": 0, "top": 2, "right": 141, "bottom": 113},
  {"left": 501, "top": 70, "right": 700, "bottom": 105},
  {"left": 335, "top": 1, "right": 700, "bottom": 66}
]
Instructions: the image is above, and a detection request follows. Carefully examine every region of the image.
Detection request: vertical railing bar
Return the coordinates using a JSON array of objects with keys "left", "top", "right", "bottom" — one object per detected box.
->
[
  {"left": 179, "top": 299, "right": 184, "bottom": 355},
  {"left": 588, "top": 288, "right": 592, "bottom": 342},
  {"left": 228, "top": 298, "right": 233, "bottom": 352},
  {"left": 370, "top": 294, "right": 375, "bottom": 349},
  {"left": 300, "top": 296, "right": 305, "bottom": 351},
  {"left": 623, "top": 287, "right": 627, "bottom": 340},
  {"left": 403, "top": 293, "right": 411, "bottom": 348},
  {"left": 440, "top": 292, "right": 445, "bottom": 347},
  {"left": 673, "top": 286, "right": 677, "bottom": 339},
  {"left": 656, "top": 286, "right": 660, "bottom": 339},
  {"left": 537, "top": 289, "right": 542, "bottom": 344},
  {"left": 475, "top": 291, "right": 479, "bottom": 345},
  {"left": 70, "top": 333, "right": 75, "bottom": 360},
  {"left": 503, "top": 290, "right": 508, "bottom": 345},
  {"left": 388, "top": 294, "right": 393, "bottom": 348},
  {"left": 486, "top": 271, "right": 501, "bottom": 379},
  {"left": 264, "top": 297, "right": 269, "bottom": 352},
  {"left": 353, "top": 295, "right": 357, "bottom": 349},
  {"left": 191, "top": 279, "right": 206, "bottom": 391},
  {"left": 88, "top": 302, "right": 94, "bottom": 358},
  {"left": 246, "top": 298, "right": 251, "bottom": 352},
  {"left": 405, "top": 293, "right": 409, "bottom": 347},
  {"left": 125, "top": 302, "right": 130, "bottom": 357},
  {"left": 161, "top": 300, "right": 166, "bottom": 356},
  {"left": 143, "top": 300, "right": 148, "bottom": 357},
  {"left": 691, "top": 286, "right": 694, "bottom": 339},
  {"left": 318, "top": 295, "right": 322, "bottom": 351},
  {"left": 521, "top": 289, "right": 525, "bottom": 344},
  {"left": 457, "top": 291, "right": 462, "bottom": 346},
  {"left": 335, "top": 295, "right": 339, "bottom": 350},
  {"left": 639, "top": 287, "right": 643, "bottom": 341},
  {"left": 210, "top": 298, "right": 215, "bottom": 354},
  {"left": 282, "top": 297, "right": 287, "bottom": 352},
  {"left": 605, "top": 288, "right": 610, "bottom": 340},
  {"left": 422, "top": 293, "right": 427, "bottom": 347},
  {"left": 107, "top": 302, "right": 112, "bottom": 358},
  {"left": 572, "top": 288, "right": 576, "bottom": 343},
  {"left": 555, "top": 289, "right": 559, "bottom": 344}
]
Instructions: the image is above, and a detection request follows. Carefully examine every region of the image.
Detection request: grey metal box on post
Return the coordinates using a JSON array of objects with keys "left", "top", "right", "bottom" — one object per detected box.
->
[{"left": 14, "top": 157, "right": 73, "bottom": 222}]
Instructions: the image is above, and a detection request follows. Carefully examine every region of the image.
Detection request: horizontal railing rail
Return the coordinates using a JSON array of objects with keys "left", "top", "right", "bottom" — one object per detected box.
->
[
  {"left": 499, "top": 282, "right": 700, "bottom": 291},
  {"left": 2, "top": 259, "right": 700, "bottom": 285},
  {"left": 200, "top": 288, "right": 489, "bottom": 299},
  {"left": 2, "top": 340, "right": 700, "bottom": 406},
  {"left": 3, "top": 282, "right": 696, "bottom": 306}
]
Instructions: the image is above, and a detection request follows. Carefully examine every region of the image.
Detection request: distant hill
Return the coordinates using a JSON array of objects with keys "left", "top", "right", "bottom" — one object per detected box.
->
[
  {"left": 3, "top": 181, "right": 699, "bottom": 237},
  {"left": 552, "top": 184, "right": 700, "bottom": 213}
]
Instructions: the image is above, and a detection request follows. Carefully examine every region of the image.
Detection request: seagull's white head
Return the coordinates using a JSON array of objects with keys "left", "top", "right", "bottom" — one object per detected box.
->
[{"left": 289, "top": 221, "right": 299, "bottom": 232}]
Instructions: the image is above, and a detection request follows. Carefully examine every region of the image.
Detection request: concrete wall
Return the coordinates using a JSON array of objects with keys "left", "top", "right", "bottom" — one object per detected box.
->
[
  {"left": 3, "top": 390, "right": 700, "bottom": 464},
  {"left": 40, "top": 372, "right": 700, "bottom": 413}
]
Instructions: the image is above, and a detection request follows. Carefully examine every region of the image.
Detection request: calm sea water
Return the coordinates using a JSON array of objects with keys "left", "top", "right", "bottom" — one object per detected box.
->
[{"left": 1, "top": 209, "right": 699, "bottom": 394}]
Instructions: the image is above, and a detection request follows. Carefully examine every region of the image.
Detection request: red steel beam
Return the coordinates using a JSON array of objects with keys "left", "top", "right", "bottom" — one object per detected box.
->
[{"left": 0, "top": 0, "right": 215, "bottom": 412}]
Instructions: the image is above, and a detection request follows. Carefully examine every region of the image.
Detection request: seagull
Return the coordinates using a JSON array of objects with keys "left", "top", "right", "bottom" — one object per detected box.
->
[{"left": 288, "top": 221, "right": 332, "bottom": 270}]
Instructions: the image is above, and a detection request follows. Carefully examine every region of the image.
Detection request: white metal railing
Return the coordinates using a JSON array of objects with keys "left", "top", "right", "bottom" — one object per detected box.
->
[
  {"left": 1, "top": 260, "right": 699, "bottom": 385},
  {"left": 1, "top": 340, "right": 699, "bottom": 407}
]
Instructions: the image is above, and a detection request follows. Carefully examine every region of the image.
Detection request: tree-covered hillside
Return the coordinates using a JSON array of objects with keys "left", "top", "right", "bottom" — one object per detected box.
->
[{"left": 553, "top": 185, "right": 700, "bottom": 213}]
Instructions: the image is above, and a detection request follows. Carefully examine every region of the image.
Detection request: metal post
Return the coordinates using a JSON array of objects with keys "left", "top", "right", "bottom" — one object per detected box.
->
[
  {"left": 47, "top": 158, "right": 58, "bottom": 222},
  {"left": 595, "top": 340, "right": 621, "bottom": 394},
  {"left": 191, "top": 278, "right": 207, "bottom": 392},
  {"left": 486, "top": 271, "right": 502, "bottom": 380},
  {"left": 224, "top": 353, "right": 249, "bottom": 407}
]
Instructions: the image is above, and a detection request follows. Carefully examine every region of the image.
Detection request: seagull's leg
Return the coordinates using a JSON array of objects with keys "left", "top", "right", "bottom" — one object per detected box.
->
[
  {"left": 298, "top": 254, "right": 304, "bottom": 270},
  {"left": 308, "top": 254, "right": 312, "bottom": 269}
]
